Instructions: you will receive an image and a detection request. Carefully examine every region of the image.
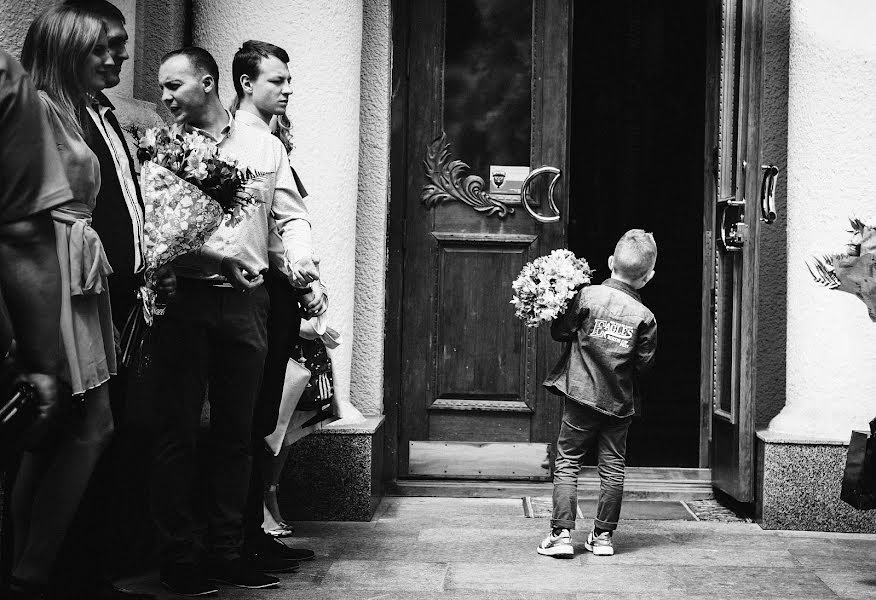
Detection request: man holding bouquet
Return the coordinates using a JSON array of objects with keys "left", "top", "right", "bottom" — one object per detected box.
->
[{"left": 151, "top": 46, "right": 318, "bottom": 596}]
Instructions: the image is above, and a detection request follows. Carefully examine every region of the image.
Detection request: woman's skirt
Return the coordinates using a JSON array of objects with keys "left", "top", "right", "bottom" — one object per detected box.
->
[{"left": 52, "top": 204, "right": 116, "bottom": 396}]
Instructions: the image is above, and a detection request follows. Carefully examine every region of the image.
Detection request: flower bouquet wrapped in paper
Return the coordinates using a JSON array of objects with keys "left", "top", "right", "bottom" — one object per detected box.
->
[
  {"left": 511, "top": 249, "right": 593, "bottom": 328},
  {"left": 806, "top": 217, "right": 876, "bottom": 322},
  {"left": 119, "top": 126, "right": 264, "bottom": 368}
]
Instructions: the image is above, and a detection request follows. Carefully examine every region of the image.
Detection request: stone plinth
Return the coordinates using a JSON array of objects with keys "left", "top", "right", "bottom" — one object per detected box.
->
[
  {"left": 758, "top": 431, "right": 876, "bottom": 532},
  {"left": 278, "top": 416, "right": 384, "bottom": 521}
]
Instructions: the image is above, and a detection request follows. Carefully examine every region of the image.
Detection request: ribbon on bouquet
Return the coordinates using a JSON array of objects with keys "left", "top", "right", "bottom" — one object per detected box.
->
[{"left": 299, "top": 313, "right": 342, "bottom": 349}]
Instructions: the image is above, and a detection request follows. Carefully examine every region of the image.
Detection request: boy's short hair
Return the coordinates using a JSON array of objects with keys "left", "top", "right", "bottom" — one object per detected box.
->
[
  {"left": 161, "top": 46, "right": 220, "bottom": 93},
  {"left": 63, "top": 0, "right": 125, "bottom": 24},
  {"left": 613, "top": 229, "right": 657, "bottom": 281},
  {"left": 232, "top": 40, "right": 290, "bottom": 100}
]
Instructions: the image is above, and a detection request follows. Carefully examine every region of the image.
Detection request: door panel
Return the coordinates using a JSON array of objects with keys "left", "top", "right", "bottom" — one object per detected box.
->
[
  {"left": 399, "top": 0, "right": 571, "bottom": 478},
  {"left": 705, "top": 0, "right": 766, "bottom": 502}
]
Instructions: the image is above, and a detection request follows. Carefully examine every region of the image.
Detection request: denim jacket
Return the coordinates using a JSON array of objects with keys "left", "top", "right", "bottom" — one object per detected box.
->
[{"left": 543, "top": 278, "right": 657, "bottom": 418}]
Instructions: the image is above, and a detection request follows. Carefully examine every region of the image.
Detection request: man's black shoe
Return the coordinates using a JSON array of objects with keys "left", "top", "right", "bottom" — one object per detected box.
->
[
  {"left": 244, "top": 550, "right": 301, "bottom": 573},
  {"left": 205, "top": 558, "right": 280, "bottom": 589},
  {"left": 159, "top": 564, "right": 218, "bottom": 597},
  {"left": 248, "top": 533, "right": 316, "bottom": 561}
]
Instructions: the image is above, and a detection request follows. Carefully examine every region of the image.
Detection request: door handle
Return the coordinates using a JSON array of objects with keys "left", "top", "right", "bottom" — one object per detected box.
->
[
  {"left": 760, "top": 164, "right": 779, "bottom": 224},
  {"left": 718, "top": 160, "right": 748, "bottom": 252},
  {"left": 519, "top": 166, "right": 562, "bottom": 223}
]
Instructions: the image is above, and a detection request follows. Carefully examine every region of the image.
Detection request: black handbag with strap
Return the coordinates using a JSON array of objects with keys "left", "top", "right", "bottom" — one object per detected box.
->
[
  {"left": 840, "top": 418, "right": 876, "bottom": 510},
  {"left": 290, "top": 336, "right": 333, "bottom": 414}
]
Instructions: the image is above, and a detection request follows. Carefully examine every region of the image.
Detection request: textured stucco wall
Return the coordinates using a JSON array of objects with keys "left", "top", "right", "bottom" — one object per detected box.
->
[
  {"left": 756, "top": 0, "right": 790, "bottom": 429},
  {"left": 0, "top": 0, "right": 54, "bottom": 57},
  {"left": 769, "top": 0, "right": 876, "bottom": 441},
  {"left": 351, "top": 0, "right": 391, "bottom": 416},
  {"left": 192, "top": 0, "right": 364, "bottom": 412}
]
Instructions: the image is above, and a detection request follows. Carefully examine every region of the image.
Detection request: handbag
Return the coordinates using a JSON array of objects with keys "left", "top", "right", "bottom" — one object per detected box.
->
[{"left": 840, "top": 418, "right": 876, "bottom": 510}]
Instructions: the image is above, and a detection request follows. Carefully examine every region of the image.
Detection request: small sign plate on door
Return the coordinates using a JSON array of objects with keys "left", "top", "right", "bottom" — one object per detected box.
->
[{"left": 489, "top": 165, "right": 530, "bottom": 196}]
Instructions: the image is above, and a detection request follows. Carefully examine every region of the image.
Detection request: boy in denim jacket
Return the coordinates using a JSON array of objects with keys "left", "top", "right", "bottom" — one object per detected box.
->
[{"left": 537, "top": 230, "right": 657, "bottom": 558}]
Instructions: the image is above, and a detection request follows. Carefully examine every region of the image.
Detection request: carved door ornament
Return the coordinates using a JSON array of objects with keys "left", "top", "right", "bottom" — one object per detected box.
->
[{"left": 421, "top": 133, "right": 515, "bottom": 218}]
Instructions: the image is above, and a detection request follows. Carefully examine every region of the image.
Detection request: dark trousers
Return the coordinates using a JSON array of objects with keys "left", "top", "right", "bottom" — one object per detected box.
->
[
  {"left": 150, "top": 281, "right": 268, "bottom": 566},
  {"left": 551, "top": 398, "right": 631, "bottom": 532},
  {"left": 244, "top": 269, "right": 300, "bottom": 544}
]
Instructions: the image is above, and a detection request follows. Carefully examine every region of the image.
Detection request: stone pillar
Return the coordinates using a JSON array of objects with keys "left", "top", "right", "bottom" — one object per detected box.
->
[
  {"left": 192, "top": 0, "right": 364, "bottom": 416},
  {"left": 134, "top": 0, "right": 190, "bottom": 118},
  {"left": 351, "top": 0, "right": 391, "bottom": 417},
  {"left": 767, "top": 0, "right": 876, "bottom": 442},
  {"left": 759, "top": 0, "right": 876, "bottom": 532}
]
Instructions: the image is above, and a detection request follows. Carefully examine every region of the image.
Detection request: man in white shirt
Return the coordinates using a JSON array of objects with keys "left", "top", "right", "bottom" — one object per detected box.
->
[
  {"left": 230, "top": 39, "right": 325, "bottom": 572},
  {"left": 151, "top": 46, "right": 318, "bottom": 597}
]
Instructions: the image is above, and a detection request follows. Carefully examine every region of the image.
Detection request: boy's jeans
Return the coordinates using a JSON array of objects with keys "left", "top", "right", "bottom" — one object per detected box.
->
[{"left": 551, "top": 398, "right": 631, "bottom": 532}]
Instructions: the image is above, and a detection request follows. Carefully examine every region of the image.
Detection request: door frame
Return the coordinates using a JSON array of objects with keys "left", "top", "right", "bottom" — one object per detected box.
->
[{"left": 386, "top": 0, "right": 751, "bottom": 488}]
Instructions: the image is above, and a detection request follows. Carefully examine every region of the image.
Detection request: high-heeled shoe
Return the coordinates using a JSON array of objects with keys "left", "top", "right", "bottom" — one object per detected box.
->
[{"left": 262, "top": 484, "right": 295, "bottom": 537}]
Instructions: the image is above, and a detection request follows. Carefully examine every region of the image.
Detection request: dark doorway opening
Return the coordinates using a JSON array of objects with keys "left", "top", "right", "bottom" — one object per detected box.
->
[{"left": 569, "top": 0, "right": 707, "bottom": 467}]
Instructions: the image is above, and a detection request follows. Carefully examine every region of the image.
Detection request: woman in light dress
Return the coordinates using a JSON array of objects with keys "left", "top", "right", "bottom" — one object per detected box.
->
[{"left": 9, "top": 6, "right": 117, "bottom": 598}]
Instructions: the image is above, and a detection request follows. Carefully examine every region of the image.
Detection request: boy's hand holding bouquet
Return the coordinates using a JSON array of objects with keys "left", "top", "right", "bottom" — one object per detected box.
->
[{"left": 511, "top": 249, "right": 593, "bottom": 327}]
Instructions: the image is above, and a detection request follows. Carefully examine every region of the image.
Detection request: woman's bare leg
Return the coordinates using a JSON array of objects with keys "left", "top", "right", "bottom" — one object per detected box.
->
[
  {"left": 11, "top": 382, "right": 114, "bottom": 585},
  {"left": 260, "top": 444, "right": 292, "bottom": 531}
]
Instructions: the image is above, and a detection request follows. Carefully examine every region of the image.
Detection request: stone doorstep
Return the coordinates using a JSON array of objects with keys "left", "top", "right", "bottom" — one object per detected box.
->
[{"left": 757, "top": 431, "right": 876, "bottom": 533}]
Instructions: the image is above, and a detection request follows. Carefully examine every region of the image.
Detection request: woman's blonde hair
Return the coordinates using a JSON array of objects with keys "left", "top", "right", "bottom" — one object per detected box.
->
[{"left": 21, "top": 4, "right": 105, "bottom": 134}]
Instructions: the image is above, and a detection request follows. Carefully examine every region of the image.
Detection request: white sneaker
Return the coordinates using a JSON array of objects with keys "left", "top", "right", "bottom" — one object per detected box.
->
[
  {"left": 584, "top": 530, "right": 614, "bottom": 556},
  {"left": 537, "top": 528, "right": 574, "bottom": 558}
]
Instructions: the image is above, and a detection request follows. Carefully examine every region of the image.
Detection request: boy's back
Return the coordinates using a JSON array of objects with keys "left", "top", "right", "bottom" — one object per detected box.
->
[{"left": 544, "top": 278, "right": 657, "bottom": 418}]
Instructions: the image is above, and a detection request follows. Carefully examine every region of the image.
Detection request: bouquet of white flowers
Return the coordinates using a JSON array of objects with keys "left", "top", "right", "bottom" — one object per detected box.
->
[{"left": 510, "top": 249, "right": 593, "bottom": 327}]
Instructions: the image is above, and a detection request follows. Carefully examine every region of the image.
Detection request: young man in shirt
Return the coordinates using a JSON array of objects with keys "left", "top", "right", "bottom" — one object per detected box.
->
[
  {"left": 231, "top": 39, "right": 325, "bottom": 570},
  {"left": 151, "top": 46, "right": 318, "bottom": 596}
]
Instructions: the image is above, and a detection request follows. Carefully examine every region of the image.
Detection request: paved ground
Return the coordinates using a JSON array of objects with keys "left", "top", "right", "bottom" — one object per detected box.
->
[{"left": 120, "top": 496, "right": 876, "bottom": 599}]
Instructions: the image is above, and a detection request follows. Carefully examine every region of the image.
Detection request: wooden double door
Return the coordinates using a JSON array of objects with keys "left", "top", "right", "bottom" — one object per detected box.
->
[{"left": 390, "top": 0, "right": 772, "bottom": 503}]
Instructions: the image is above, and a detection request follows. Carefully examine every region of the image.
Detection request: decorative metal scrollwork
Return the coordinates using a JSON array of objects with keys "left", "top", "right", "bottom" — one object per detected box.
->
[{"left": 421, "top": 132, "right": 514, "bottom": 218}]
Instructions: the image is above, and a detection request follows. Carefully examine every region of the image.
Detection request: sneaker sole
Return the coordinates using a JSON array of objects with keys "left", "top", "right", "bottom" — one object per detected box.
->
[
  {"left": 536, "top": 545, "right": 574, "bottom": 558},
  {"left": 160, "top": 581, "right": 219, "bottom": 597},
  {"left": 584, "top": 542, "right": 614, "bottom": 556}
]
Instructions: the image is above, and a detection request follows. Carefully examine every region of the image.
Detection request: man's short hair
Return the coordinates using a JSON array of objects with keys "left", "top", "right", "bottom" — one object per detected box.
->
[
  {"left": 161, "top": 46, "right": 220, "bottom": 92},
  {"left": 612, "top": 229, "right": 657, "bottom": 281},
  {"left": 63, "top": 0, "right": 125, "bottom": 24},
  {"left": 232, "top": 40, "right": 290, "bottom": 99}
]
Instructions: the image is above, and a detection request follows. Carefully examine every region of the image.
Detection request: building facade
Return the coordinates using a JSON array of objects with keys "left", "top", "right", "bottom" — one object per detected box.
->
[{"left": 2, "top": 0, "right": 875, "bottom": 531}]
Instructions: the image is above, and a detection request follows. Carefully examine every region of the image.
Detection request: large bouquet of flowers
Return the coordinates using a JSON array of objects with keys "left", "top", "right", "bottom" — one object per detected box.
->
[
  {"left": 119, "top": 126, "right": 264, "bottom": 367},
  {"left": 806, "top": 217, "right": 876, "bottom": 322},
  {"left": 511, "top": 249, "right": 593, "bottom": 327}
]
